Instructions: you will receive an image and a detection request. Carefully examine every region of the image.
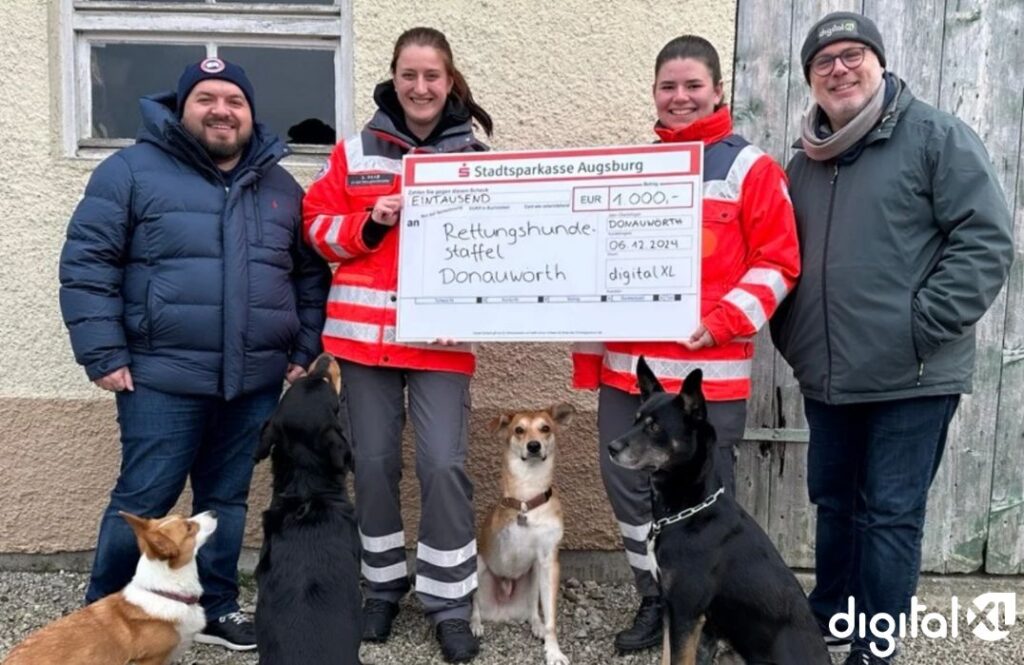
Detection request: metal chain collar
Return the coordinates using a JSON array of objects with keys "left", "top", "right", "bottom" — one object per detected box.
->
[{"left": 648, "top": 487, "right": 725, "bottom": 540}]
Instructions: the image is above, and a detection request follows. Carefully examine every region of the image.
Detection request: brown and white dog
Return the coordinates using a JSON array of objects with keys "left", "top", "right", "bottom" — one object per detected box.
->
[
  {"left": 471, "top": 403, "right": 575, "bottom": 665},
  {"left": 3, "top": 511, "right": 217, "bottom": 665}
]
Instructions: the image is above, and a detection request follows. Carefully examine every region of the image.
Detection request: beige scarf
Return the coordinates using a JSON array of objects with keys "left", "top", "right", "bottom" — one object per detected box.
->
[{"left": 801, "top": 78, "right": 886, "bottom": 162}]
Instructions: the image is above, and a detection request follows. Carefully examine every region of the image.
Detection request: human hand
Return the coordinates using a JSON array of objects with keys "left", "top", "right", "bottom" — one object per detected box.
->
[
  {"left": 431, "top": 338, "right": 460, "bottom": 346},
  {"left": 285, "top": 363, "right": 307, "bottom": 384},
  {"left": 370, "top": 195, "right": 403, "bottom": 227},
  {"left": 94, "top": 367, "right": 134, "bottom": 392},
  {"left": 680, "top": 325, "right": 714, "bottom": 351}
]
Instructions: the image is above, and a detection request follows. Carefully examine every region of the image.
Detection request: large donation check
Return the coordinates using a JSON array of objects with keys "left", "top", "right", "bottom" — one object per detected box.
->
[{"left": 396, "top": 144, "right": 703, "bottom": 341}]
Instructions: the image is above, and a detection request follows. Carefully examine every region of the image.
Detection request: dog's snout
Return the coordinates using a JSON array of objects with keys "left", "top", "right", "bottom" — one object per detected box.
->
[
  {"left": 608, "top": 438, "right": 625, "bottom": 456},
  {"left": 526, "top": 440, "right": 542, "bottom": 455},
  {"left": 206, "top": 510, "right": 218, "bottom": 520}
]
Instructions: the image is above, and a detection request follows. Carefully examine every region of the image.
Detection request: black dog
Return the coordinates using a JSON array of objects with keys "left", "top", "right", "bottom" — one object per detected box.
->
[
  {"left": 254, "top": 354, "right": 362, "bottom": 665},
  {"left": 608, "top": 357, "right": 828, "bottom": 665}
]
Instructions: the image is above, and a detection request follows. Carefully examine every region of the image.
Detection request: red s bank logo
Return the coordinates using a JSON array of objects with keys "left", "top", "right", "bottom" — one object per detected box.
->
[{"left": 458, "top": 163, "right": 470, "bottom": 178}]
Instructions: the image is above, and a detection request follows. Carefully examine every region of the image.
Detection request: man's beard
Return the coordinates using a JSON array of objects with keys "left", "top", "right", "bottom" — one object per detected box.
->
[
  {"left": 183, "top": 117, "right": 252, "bottom": 165},
  {"left": 196, "top": 132, "right": 248, "bottom": 162}
]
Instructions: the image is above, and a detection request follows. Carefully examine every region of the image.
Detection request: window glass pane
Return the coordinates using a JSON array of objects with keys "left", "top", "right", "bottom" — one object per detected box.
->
[
  {"left": 218, "top": 0, "right": 335, "bottom": 5},
  {"left": 218, "top": 46, "right": 336, "bottom": 145},
  {"left": 91, "top": 43, "right": 206, "bottom": 139}
]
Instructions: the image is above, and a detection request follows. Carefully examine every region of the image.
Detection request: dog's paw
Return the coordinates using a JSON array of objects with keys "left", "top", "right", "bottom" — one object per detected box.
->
[
  {"left": 530, "top": 617, "right": 545, "bottom": 640},
  {"left": 545, "top": 645, "right": 569, "bottom": 665},
  {"left": 470, "top": 617, "right": 484, "bottom": 638}
]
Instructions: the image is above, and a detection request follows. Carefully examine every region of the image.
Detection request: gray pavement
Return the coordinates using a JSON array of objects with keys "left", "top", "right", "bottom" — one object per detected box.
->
[{"left": 1, "top": 568, "right": 1021, "bottom": 664}]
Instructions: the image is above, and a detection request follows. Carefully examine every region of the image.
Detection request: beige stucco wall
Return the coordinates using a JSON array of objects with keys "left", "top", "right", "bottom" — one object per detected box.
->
[{"left": 0, "top": 0, "right": 735, "bottom": 553}]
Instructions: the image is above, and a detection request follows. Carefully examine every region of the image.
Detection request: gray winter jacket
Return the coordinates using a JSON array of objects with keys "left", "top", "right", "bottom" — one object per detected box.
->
[{"left": 770, "top": 80, "right": 1014, "bottom": 404}]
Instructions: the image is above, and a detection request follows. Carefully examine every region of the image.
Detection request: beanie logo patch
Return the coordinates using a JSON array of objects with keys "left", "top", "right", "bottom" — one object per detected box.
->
[
  {"left": 818, "top": 20, "right": 857, "bottom": 40},
  {"left": 200, "top": 57, "right": 226, "bottom": 74}
]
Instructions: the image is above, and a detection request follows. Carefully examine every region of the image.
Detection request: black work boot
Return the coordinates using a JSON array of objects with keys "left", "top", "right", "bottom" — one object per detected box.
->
[
  {"left": 614, "top": 595, "right": 663, "bottom": 653},
  {"left": 435, "top": 618, "right": 480, "bottom": 662},
  {"left": 362, "top": 598, "right": 400, "bottom": 642}
]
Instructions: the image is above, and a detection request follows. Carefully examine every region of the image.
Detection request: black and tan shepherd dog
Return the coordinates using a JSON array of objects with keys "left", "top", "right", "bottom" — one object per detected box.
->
[
  {"left": 253, "top": 354, "right": 362, "bottom": 665},
  {"left": 608, "top": 357, "right": 828, "bottom": 665}
]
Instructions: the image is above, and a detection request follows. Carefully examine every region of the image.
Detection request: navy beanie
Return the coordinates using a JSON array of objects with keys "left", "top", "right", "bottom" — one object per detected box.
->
[
  {"left": 176, "top": 57, "right": 256, "bottom": 117},
  {"left": 801, "top": 12, "right": 886, "bottom": 81}
]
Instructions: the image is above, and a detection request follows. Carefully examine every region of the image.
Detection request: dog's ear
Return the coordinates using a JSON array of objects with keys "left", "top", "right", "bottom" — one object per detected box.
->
[
  {"left": 254, "top": 419, "right": 280, "bottom": 463},
  {"left": 680, "top": 369, "right": 707, "bottom": 419},
  {"left": 119, "top": 512, "right": 180, "bottom": 560},
  {"left": 119, "top": 511, "right": 149, "bottom": 538},
  {"left": 549, "top": 402, "right": 576, "bottom": 427},
  {"left": 490, "top": 412, "right": 513, "bottom": 433},
  {"left": 636, "top": 356, "right": 664, "bottom": 401},
  {"left": 142, "top": 530, "right": 181, "bottom": 560}
]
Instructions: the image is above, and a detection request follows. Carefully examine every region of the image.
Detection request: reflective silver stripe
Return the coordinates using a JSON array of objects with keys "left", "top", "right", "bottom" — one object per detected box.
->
[
  {"left": 308, "top": 214, "right": 354, "bottom": 259},
  {"left": 572, "top": 342, "right": 605, "bottom": 356},
  {"left": 740, "top": 267, "right": 789, "bottom": 306},
  {"left": 307, "top": 214, "right": 327, "bottom": 247},
  {"left": 415, "top": 571, "right": 478, "bottom": 599},
  {"left": 362, "top": 560, "right": 408, "bottom": 583},
  {"left": 626, "top": 549, "right": 654, "bottom": 572},
  {"left": 359, "top": 529, "right": 404, "bottom": 553},
  {"left": 381, "top": 327, "right": 475, "bottom": 353},
  {"left": 323, "top": 319, "right": 381, "bottom": 343},
  {"left": 723, "top": 288, "right": 768, "bottom": 331},
  {"left": 604, "top": 351, "right": 751, "bottom": 381},
  {"left": 618, "top": 520, "right": 651, "bottom": 542},
  {"left": 704, "top": 144, "right": 765, "bottom": 202},
  {"left": 417, "top": 540, "right": 476, "bottom": 568},
  {"left": 345, "top": 136, "right": 402, "bottom": 174},
  {"left": 330, "top": 284, "right": 394, "bottom": 309}
]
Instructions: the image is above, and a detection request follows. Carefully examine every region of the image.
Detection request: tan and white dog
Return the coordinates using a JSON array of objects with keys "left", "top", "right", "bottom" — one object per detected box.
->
[
  {"left": 3, "top": 511, "right": 217, "bottom": 665},
  {"left": 471, "top": 403, "right": 575, "bottom": 665}
]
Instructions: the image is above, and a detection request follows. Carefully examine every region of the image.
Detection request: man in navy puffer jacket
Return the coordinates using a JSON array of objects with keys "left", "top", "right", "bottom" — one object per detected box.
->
[{"left": 58, "top": 58, "right": 330, "bottom": 651}]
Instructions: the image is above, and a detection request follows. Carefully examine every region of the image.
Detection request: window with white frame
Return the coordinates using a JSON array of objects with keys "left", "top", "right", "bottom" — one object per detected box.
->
[{"left": 61, "top": 0, "right": 353, "bottom": 157}]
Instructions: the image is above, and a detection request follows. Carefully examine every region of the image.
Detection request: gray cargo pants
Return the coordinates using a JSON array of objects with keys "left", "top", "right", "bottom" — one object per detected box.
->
[
  {"left": 598, "top": 385, "right": 746, "bottom": 597},
  {"left": 340, "top": 361, "right": 476, "bottom": 623}
]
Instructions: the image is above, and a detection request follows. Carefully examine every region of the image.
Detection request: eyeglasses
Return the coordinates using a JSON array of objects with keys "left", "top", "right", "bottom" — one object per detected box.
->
[{"left": 810, "top": 46, "right": 868, "bottom": 77}]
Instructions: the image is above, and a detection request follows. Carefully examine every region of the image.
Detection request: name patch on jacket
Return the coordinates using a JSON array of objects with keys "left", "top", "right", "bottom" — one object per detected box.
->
[{"left": 347, "top": 173, "right": 397, "bottom": 188}]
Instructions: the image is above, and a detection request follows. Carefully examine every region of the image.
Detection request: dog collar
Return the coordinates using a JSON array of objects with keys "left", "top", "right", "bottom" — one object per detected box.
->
[
  {"left": 499, "top": 488, "right": 553, "bottom": 514},
  {"left": 146, "top": 588, "right": 201, "bottom": 605},
  {"left": 648, "top": 487, "right": 725, "bottom": 540}
]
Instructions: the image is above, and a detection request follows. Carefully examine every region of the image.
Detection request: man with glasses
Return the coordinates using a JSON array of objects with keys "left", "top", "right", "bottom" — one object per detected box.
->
[{"left": 770, "top": 12, "right": 1013, "bottom": 665}]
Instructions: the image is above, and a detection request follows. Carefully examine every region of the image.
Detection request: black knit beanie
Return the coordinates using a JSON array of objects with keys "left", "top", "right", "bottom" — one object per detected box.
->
[
  {"left": 801, "top": 12, "right": 886, "bottom": 81},
  {"left": 176, "top": 57, "right": 256, "bottom": 118}
]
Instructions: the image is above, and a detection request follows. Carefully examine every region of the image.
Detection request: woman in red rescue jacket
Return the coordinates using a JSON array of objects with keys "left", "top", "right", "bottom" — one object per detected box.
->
[
  {"left": 571, "top": 35, "right": 801, "bottom": 654},
  {"left": 302, "top": 27, "right": 490, "bottom": 664}
]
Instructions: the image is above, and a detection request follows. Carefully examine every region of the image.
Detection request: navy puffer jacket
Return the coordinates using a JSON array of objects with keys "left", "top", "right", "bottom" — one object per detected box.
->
[{"left": 59, "top": 93, "right": 330, "bottom": 399}]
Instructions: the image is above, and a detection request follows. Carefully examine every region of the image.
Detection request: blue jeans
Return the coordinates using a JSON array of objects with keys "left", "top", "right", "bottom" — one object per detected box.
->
[
  {"left": 805, "top": 395, "right": 959, "bottom": 654},
  {"left": 85, "top": 384, "right": 281, "bottom": 620}
]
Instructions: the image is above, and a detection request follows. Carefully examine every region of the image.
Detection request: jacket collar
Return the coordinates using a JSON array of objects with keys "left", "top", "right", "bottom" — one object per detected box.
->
[{"left": 654, "top": 105, "right": 733, "bottom": 145}]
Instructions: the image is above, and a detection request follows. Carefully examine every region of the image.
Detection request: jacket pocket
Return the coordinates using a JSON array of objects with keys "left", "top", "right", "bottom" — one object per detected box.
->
[
  {"left": 246, "top": 185, "right": 264, "bottom": 246},
  {"left": 141, "top": 281, "right": 154, "bottom": 350}
]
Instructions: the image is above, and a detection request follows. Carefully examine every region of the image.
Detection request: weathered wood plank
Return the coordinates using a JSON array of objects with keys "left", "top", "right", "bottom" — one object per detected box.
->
[
  {"left": 732, "top": 0, "right": 800, "bottom": 431},
  {"left": 986, "top": 93, "right": 1024, "bottom": 574},
  {"left": 928, "top": 0, "right": 1024, "bottom": 573},
  {"left": 766, "top": 441, "right": 816, "bottom": 567},
  {"left": 862, "top": 0, "right": 945, "bottom": 106},
  {"left": 735, "top": 439, "right": 774, "bottom": 528}
]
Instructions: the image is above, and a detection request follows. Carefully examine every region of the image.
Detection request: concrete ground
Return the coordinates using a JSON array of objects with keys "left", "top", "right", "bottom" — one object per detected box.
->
[{"left": 0, "top": 562, "right": 1021, "bottom": 664}]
